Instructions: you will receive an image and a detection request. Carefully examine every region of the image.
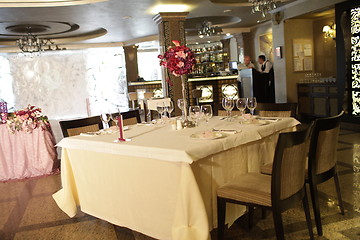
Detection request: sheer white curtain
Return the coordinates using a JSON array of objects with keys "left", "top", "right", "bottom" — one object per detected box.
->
[{"left": 0, "top": 47, "right": 128, "bottom": 120}]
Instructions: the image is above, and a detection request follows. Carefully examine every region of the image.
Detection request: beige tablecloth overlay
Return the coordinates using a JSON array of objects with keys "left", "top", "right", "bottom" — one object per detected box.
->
[{"left": 53, "top": 117, "right": 299, "bottom": 240}]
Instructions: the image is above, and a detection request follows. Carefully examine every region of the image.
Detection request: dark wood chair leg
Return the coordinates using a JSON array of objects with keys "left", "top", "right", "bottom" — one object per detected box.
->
[
  {"left": 248, "top": 206, "right": 254, "bottom": 229},
  {"left": 272, "top": 209, "right": 285, "bottom": 240},
  {"left": 334, "top": 172, "right": 345, "bottom": 215},
  {"left": 303, "top": 189, "right": 315, "bottom": 240},
  {"left": 261, "top": 208, "right": 267, "bottom": 219},
  {"left": 217, "top": 197, "right": 226, "bottom": 240},
  {"left": 309, "top": 183, "right": 323, "bottom": 236}
]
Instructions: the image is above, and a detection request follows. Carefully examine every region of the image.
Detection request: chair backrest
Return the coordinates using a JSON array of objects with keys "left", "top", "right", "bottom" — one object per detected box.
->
[
  {"left": 109, "top": 109, "right": 141, "bottom": 127},
  {"left": 192, "top": 89, "right": 202, "bottom": 99},
  {"left": 144, "top": 92, "right": 154, "bottom": 99},
  {"left": 271, "top": 124, "right": 312, "bottom": 202},
  {"left": 256, "top": 103, "right": 297, "bottom": 118},
  {"left": 128, "top": 92, "right": 138, "bottom": 101},
  {"left": 308, "top": 111, "right": 343, "bottom": 176},
  {"left": 59, "top": 116, "right": 103, "bottom": 137}
]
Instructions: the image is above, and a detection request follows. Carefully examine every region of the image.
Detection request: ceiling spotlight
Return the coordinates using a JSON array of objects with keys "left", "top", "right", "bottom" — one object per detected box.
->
[
  {"left": 223, "top": 9, "right": 232, "bottom": 13},
  {"left": 122, "top": 16, "right": 132, "bottom": 20},
  {"left": 226, "top": 33, "right": 231, "bottom": 36}
]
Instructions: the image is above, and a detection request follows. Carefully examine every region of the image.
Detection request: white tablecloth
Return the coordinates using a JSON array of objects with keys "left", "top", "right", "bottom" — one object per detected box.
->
[{"left": 53, "top": 117, "right": 299, "bottom": 240}]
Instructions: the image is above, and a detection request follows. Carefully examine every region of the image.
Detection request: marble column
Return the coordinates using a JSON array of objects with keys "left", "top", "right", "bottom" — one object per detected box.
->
[
  {"left": 153, "top": 12, "right": 189, "bottom": 116},
  {"left": 123, "top": 45, "right": 139, "bottom": 82}
]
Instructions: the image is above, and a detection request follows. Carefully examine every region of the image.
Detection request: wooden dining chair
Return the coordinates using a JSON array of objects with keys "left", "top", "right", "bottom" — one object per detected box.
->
[
  {"left": 109, "top": 109, "right": 141, "bottom": 127},
  {"left": 59, "top": 116, "right": 103, "bottom": 137},
  {"left": 217, "top": 125, "right": 314, "bottom": 240},
  {"left": 307, "top": 111, "right": 344, "bottom": 236},
  {"left": 259, "top": 111, "right": 344, "bottom": 236},
  {"left": 255, "top": 103, "right": 297, "bottom": 118}
]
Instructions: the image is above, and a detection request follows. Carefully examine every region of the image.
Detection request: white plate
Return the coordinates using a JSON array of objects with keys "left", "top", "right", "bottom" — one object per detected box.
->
[{"left": 190, "top": 131, "right": 225, "bottom": 140}]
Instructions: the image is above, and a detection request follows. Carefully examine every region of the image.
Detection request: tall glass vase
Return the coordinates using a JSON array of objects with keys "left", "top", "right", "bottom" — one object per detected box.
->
[{"left": 180, "top": 75, "right": 194, "bottom": 128}]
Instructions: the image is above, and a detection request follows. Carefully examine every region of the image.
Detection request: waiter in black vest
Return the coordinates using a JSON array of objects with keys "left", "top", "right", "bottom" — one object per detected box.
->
[{"left": 257, "top": 55, "right": 275, "bottom": 103}]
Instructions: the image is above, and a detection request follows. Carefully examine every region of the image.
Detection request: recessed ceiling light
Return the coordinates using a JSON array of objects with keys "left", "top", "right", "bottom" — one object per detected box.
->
[
  {"left": 195, "top": 42, "right": 199, "bottom": 44},
  {"left": 150, "top": 4, "right": 191, "bottom": 14},
  {"left": 223, "top": 9, "right": 232, "bottom": 13},
  {"left": 122, "top": 16, "right": 132, "bottom": 20},
  {"left": 226, "top": 33, "right": 231, "bottom": 36},
  {"left": 207, "top": 41, "right": 211, "bottom": 43}
]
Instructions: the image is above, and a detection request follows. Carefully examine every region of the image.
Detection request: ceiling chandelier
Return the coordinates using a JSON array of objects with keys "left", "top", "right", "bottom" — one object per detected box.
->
[
  {"left": 198, "top": 21, "right": 222, "bottom": 38},
  {"left": 16, "top": 31, "right": 63, "bottom": 54},
  {"left": 249, "top": 0, "right": 277, "bottom": 18}
]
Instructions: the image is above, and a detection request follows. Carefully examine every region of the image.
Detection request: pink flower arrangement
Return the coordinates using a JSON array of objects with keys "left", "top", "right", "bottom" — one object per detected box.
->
[
  {"left": 158, "top": 40, "right": 196, "bottom": 77},
  {"left": 7, "top": 105, "right": 50, "bottom": 133}
]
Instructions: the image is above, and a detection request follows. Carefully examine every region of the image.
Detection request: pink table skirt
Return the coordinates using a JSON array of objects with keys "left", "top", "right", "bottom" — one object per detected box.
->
[{"left": 0, "top": 124, "right": 58, "bottom": 182}]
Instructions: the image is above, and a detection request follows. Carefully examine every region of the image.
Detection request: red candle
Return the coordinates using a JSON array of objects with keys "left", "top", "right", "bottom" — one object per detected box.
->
[{"left": 118, "top": 115, "right": 126, "bottom": 141}]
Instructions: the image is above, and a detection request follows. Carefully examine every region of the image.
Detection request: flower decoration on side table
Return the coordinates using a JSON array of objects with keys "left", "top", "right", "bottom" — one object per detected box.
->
[
  {"left": 158, "top": 40, "right": 196, "bottom": 127},
  {"left": 6, "top": 105, "right": 50, "bottom": 134}
]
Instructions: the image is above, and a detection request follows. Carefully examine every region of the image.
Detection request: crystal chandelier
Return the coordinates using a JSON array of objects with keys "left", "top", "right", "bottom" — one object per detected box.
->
[
  {"left": 249, "top": 0, "right": 277, "bottom": 18},
  {"left": 198, "top": 21, "right": 222, "bottom": 38},
  {"left": 16, "top": 31, "right": 62, "bottom": 53}
]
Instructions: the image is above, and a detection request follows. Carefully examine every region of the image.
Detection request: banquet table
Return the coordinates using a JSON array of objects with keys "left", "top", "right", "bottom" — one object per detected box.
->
[
  {"left": 53, "top": 117, "right": 299, "bottom": 240},
  {"left": 0, "top": 124, "right": 58, "bottom": 182}
]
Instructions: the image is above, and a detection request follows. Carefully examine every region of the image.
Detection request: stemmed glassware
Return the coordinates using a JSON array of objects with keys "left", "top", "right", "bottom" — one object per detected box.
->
[
  {"left": 110, "top": 109, "right": 121, "bottom": 128},
  {"left": 177, "top": 99, "right": 185, "bottom": 120},
  {"left": 156, "top": 103, "right": 165, "bottom": 123},
  {"left": 201, "top": 105, "right": 213, "bottom": 124},
  {"left": 100, "top": 112, "right": 111, "bottom": 128},
  {"left": 236, "top": 98, "right": 247, "bottom": 116},
  {"left": 222, "top": 98, "right": 235, "bottom": 120},
  {"left": 246, "top": 97, "right": 257, "bottom": 115},
  {"left": 189, "top": 105, "right": 201, "bottom": 126},
  {"left": 165, "top": 100, "right": 174, "bottom": 118}
]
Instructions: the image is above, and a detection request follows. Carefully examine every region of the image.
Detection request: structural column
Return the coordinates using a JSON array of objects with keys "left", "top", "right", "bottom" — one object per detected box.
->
[
  {"left": 123, "top": 45, "right": 139, "bottom": 82},
  {"left": 153, "top": 12, "right": 189, "bottom": 116}
]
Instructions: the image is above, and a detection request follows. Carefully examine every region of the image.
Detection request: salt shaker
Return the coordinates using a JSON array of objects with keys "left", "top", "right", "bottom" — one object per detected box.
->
[{"left": 176, "top": 119, "right": 183, "bottom": 130}]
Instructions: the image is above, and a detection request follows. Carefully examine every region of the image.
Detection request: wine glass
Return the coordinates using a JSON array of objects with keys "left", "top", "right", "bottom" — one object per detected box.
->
[
  {"left": 189, "top": 105, "right": 201, "bottom": 126},
  {"left": 165, "top": 100, "right": 174, "bottom": 118},
  {"left": 246, "top": 97, "right": 257, "bottom": 115},
  {"left": 177, "top": 99, "right": 185, "bottom": 120},
  {"left": 222, "top": 98, "right": 235, "bottom": 120},
  {"left": 157, "top": 103, "right": 165, "bottom": 123},
  {"left": 110, "top": 110, "right": 120, "bottom": 128},
  {"left": 201, "top": 105, "right": 213, "bottom": 124},
  {"left": 100, "top": 112, "right": 111, "bottom": 128},
  {"left": 236, "top": 98, "right": 247, "bottom": 116}
]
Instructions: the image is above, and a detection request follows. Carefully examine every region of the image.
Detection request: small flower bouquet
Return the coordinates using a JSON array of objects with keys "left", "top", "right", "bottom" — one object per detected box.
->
[
  {"left": 158, "top": 40, "right": 197, "bottom": 127},
  {"left": 7, "top": 105, "right": 50, "bottom": 134},
  {"left": 158, "top": 40, "right": 196, "bottom": 77}
]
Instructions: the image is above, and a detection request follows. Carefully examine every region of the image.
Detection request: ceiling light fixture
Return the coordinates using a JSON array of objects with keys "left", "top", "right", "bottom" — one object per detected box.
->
[
  {"left": 16, "top": 29, "right": 63, "bottom": 54},
  {"left": 198, "top": 21, "right": 222, "bottom": 38},
  {"left": 249, "top": 0, "right": 277, "bottom": 18}
]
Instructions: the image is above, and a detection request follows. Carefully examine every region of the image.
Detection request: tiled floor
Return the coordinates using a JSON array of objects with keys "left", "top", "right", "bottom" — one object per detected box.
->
[{"left": 0, "top": 129, "right": 359, "bottom": 240}]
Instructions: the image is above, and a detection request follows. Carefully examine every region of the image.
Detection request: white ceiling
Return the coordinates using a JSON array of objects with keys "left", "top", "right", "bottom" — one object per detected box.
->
[{"left": 0, "top": 0, "right": 298, "bottom": 45}]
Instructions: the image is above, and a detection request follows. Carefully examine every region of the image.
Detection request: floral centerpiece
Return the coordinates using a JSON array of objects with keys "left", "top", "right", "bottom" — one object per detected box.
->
[
  {"left": 158, "top": 40, "right": 196, "bottom": 126},
  {"left": 7, "top": 105, "right": 50, "bottom": 134}
]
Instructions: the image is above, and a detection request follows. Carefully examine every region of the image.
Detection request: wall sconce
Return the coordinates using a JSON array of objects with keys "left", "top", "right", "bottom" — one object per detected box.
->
[{"left": 322, "top": 23, "right": 336, "bottom": 39}]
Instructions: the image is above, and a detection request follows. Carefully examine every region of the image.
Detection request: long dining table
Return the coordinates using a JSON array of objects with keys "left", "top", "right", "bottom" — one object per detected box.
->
[{"left": 53, "top": 116, "right": 299, "bottom": 240}]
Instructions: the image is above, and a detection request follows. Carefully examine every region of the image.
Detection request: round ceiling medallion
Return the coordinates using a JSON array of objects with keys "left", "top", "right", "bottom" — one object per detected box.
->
[
  {"left": 6, "top": 24, "right": 50, "bottom": 34},
  {"left": 0, "top": 0, "right": 108, "bottom": 7},
  {"left": 0, "top": 22, "right": 79, "bottom": 37}
]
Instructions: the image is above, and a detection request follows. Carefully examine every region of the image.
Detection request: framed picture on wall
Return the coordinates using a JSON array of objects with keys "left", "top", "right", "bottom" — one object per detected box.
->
[
  {"left": 259, "top": 32, "right": 274, "bottom": 63},
  {"left": 292, "top": 39, "right": 313, "bottom": 72},
  {"left": 275, "top": 46, "right": 282, "bottom": 59}
]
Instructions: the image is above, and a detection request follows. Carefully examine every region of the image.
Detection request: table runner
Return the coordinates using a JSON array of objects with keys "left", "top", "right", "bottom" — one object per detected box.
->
[
  {"left": 0, "top": 124, "right": 58, "bottom": 181},
  {"left": 57, "top": 117, "right": 299, "bottom": 163}
]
